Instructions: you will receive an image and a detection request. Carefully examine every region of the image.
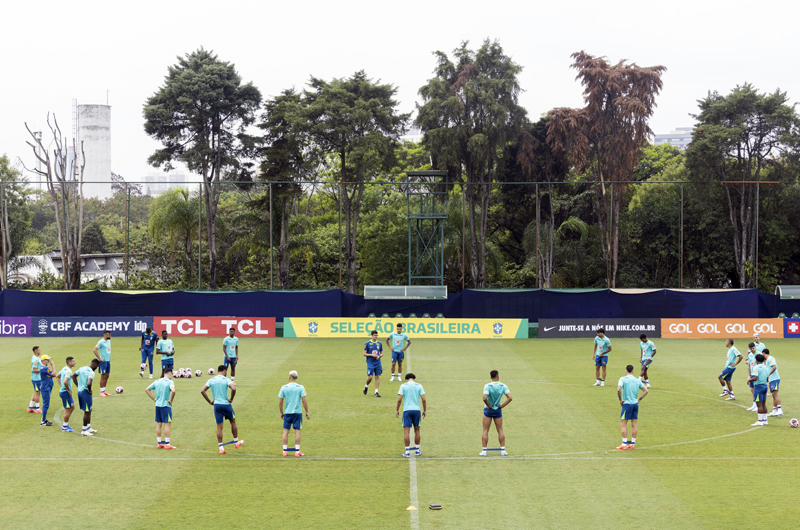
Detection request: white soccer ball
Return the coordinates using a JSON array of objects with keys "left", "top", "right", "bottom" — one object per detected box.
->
[
  {"left": 140, "top": 363, "right": 146, "bottom": 371},
  {"left": 174, "top": 371, "right": 182, "bottom": 378},
  {"left": 790, "top": 418, "right": 799, "bottom": 428},
  {"left": 208, "top": 368, "right": 215, "bottom": 375},
  {"left": 185, "top": 370, "right": 192, "bottom": 379},
  {"left": 115, "top": 386, "right": 123, "bottom": 394},
  {"left": 195, "top": 370, "right": 202, "bottom": 377}
]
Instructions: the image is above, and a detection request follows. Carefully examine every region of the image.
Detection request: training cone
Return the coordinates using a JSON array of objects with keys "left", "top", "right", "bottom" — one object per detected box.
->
[{"left": 406, "top": 506, "right": 417, "bottom": 511}]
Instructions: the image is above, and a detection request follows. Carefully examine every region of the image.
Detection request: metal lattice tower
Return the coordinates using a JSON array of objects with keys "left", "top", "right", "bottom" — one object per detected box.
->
[{"left": 406, "top": 170, "right": 448, "bottom": 286}]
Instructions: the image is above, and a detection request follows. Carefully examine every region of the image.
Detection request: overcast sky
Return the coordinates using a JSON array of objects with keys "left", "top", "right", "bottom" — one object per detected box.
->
[{"left": 2, "top": 0, "right": 798, "bottom": 184}]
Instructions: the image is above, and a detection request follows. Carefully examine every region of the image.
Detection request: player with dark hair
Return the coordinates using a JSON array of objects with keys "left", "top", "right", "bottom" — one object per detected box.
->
[
  {"left": 93, "top": 330, "right": 112, "bottom": 397},
  {"left": 38, "top": 354, "right": 58, "bottom": 426},
  {"left": 140, "top": 327, "right": 158, "bottom": 379},
  {"left": 58, "top": 357, "right": 77, "bottom": 432},
  {"left": 279, "top": 371, "right": 309, "bottom": 457},
  {"left": 763, "top": 348, "right": 783, "bottom": 417},
  {"left": 397, "top": 373, "right": 426, "bottom": 457},
  {"left": 146, "top": 368, "right": 176, "bottom": 449},
  {"left": 616, "top": 364, "right": 648, "bottom": 450},
  {"left": 718, "top": 338, "right": 742, "bottom": 400},
  {"left": 745, "top": 342, "right": 758, "bottom": 412},
  {"left": 201, "top": 364, "right": 243, "bottom": 454},
  {"left": 592, "top": 328, "right": 612, "bottom": 386},
  {"left": 222, "top": 327, "right": 239, "bottom": 381},
  {"left": 72, "top": 359, "right": 100, "bottom": 436},
  {"left": 480, "top": 370, "right": 512, "bottom": 456},
  {"left": 363, "top": 329, "right": 383, "bottom": 397},
  {"left": 27, "top": 346, "right": 43, "bottom": 414},
  {"left": 638, "top": 334, "right": 656, "bottom": 388},
  {"left": 157, "top": 330, "right": 175, "bottom": 378},
  {"left": 387, "top": 323, "right": 410, "bottom": 382},
  {"left": 747, "top": 354, "right": 769, "bottom": 426}
]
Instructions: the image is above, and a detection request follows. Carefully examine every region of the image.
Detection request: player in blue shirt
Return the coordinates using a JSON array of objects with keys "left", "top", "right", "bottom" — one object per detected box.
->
[
  {"left": 156, "top": 330, "right": 176, "bottom": 378},
  {"left": 638, "top": 334, "right": 657, "bottom": 388},
  {"left": 387, "top": 323, "right": 411, "bottom": 382},
  {"left": 592, "top": 328, "right": 612, "bottom": 386},
  {"left": 279, "top": 371, "right": 310, "bottom": 457},
  {"left": 718, "top": 338, "right": 742, "bottom": 400},
  {"left": 201, "top": 365, "right": 244, "bottom": 454},
  {"left": 93, "top": 330, "right": 112, "bottom": 397},
  {"left": 363, "top": 330, "right": 384, "bottom": 397},
  {"left": 763, "top": 348, "right": 783, "bottom": 417},
  {"left": 58, "top": 357, "right": 77, "bottom": 432},
  {"left": 747, "top": 354, "right": 770, "bottom": 426},
  {"left": 222, "top": 327, "right": 239, "bottom": 381},
  {"left": 744, "top": 342, "right": 759, "bottom": 412},
  {"left": 616, "top": 364, "right": 648, "bottom": 450},
  {"left": 38, "top": 354, "right": 58, "bottom": 426},
  {"left": 28, "top": 346, "right": 43, "bottom": 414},
  {"left": 140, "top": 327, "right": 158, "bottom": 379},
  {"left": 72, "top": 359, "right": 100, "bottom": 436},
  {"left": 753, "top": 333, "right": 766, "bottom": 353},
  {"left": 396, "top": 373, "right": 427, "bottom": 457},
  {"left": 480, "top": 370, "right": 513, "bottom": 456},
  {"left": 146, "top": 369, "right": 176, "bottom": 449}
]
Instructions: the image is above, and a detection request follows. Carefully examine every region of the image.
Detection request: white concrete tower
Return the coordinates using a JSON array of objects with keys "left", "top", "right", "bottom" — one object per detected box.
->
[{"left": 77, "top": 104, "right": 112, "bottom": 199}]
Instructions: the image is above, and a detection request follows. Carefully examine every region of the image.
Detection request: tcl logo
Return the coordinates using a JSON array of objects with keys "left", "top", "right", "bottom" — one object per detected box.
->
[{"left": 154, "top": 317, "right": 276, "bottom": 337}]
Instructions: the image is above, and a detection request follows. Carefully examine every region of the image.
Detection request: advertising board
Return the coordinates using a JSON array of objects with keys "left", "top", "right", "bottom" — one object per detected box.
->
[
  {"left": 283, "top": 317, "right": 528, "bottom": 339},
  {"left": 0, "top": 317, "right": 32, "bottom": 337},
  {"left": 32, "top": 317, "right": 152, "bottom": 337},
  {"left": 153, "top": 317, "right": 276, "bottom": 337},
  {"left": 538, "top": 319, "right": 660, "bottom": 338},
  {"left": 661, "top": 319, "right": 783, "bottom": 339}
]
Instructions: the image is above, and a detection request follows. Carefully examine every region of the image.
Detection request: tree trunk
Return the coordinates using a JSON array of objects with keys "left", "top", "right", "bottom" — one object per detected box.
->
[
  {"left": 277, "top": 195, "right": 290, "bottom": 289},
  {"left": 611, "top": 187, "right": 621, "bottom": 288},
  {"left": 466, "top": 180, "right": 480, "bottom": 288},
  {"left": 203, "top": 175, "right": 220, "bottom": 289}
]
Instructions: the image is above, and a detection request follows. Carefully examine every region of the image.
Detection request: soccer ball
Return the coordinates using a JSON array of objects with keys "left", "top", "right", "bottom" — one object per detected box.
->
[
  {"left": 195, "top": 370, "right": 202, "bottom": 377},
  {"left": 185, "top": 370, "right": 192, "bottom": 379},
  {"left": 790, "top": 418, "right": 799, "bottom": 428},
  {"left": 115, "top": 386, "right": 123, "bottom": 394},
  {"left": 185, "top": 367, "right": 191, "bottom": 375},
  {"left": 140, "top": 363, "right": 146, "bottom": 371},
  {"left": 175, "top": 370, "right": 182, "bottom": 378},
  {"left": 208, "top": 368, "right": 215, "bottom": 375}
]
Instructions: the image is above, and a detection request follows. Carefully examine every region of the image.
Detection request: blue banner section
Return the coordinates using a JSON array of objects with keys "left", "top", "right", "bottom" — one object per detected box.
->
[{"left": 32, "top": 317, "right": 154, "bottom": 337}]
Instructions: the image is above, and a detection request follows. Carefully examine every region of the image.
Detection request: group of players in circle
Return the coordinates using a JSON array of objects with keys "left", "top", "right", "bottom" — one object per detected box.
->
[{"left": 590, "top": 327, "right": 785, "bottom": 451}]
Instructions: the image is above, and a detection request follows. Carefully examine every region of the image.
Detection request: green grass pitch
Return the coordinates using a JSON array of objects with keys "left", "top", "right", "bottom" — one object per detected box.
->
[{"left": 1, "top": 337, "right": 799, "bottom": 529}]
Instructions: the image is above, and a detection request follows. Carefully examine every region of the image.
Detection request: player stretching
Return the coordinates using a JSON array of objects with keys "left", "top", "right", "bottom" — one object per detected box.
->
[
  {"left": 363, "top": 329, "right": 383, "bottom": 397},
  {"left": 157, "top": 330, "right": 175, "bottom": 377},
  {"left": 747, "top": 354, "right": 769, "bottom": 426},
  {"left": 639, "top": 335, "right": 656, "bottom": 388},
  {"left": 616, "top": 364, "right": 648, "bottom": 450},
  {"left": 387, "top": 323, "right": 410, "bottom": 382},
  {"left": 201, "top": 365, "right": 244, "bottom": 454},
  {"left": 38, "top": 355, "right": 57, "bottom": 426},
  {"left": 222, "top": 327, "right": 239, "bottom": 381},
  {"left": 146, "top": 368, "right": 176, "bottom": 449},
  {"left": 718, "top": 338, "right": 742, "bottom": 400},
  {"left": 58, "top": 357, "right": 77, "bottom": 432},
  {"left": 763, "top": 348, "right": 783, "bottom": 417},
  {"left": 72, "top": 359, "right": 100, "bottom": 436},
  {"left": 140, "top": 327, "right": 158, "bottom": 379},
  {"left": 28, "top": 346, "right": 43, "bottom": 414},
  {"left": 753, "top": 333, "right": 766, "bottom": 353},
  {"left": 397, "top": 373, "right": 426, "bottom": 457},
  {"left": 592, "top": 328, "right": 612, "bottom": 386},
  {"left": 480, "top": 370, "right": 512, "bottom": 456},
  {"left": 745, "top": 343, "right": 758, "bottom": 411},
  {"left": 278, "top": 371, "right": 310, "bottom": 457},
  {"left": 93, "top": 330, "right": 112, "bottom": 397}
]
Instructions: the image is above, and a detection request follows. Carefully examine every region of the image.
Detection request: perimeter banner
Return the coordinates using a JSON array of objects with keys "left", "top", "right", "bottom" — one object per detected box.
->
[
  {"left": 538, "top": 319, "right": 660, "bottom": 338},
  {"left": 32, "top": 317, "right": 152, "bottom": 337},
  {"left": 283, "top": 317, "right": 528, "bottom": 339},
  {"left": 153, "top": 317, "right": 276, "bottom": 337},
  {"left": 661, "top": 319, "right": 783, "bottom": 339}
]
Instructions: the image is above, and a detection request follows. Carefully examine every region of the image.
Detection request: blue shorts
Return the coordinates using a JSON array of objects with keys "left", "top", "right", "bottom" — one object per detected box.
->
[
  {"left": 367, "top": 362, "right": 383, "bottom": 376},
  {"left": 213, "top": 403, "right": 235, "bottom": 424},
  {"left": 31, "top": 380, "right": 41, "bottom": 392},
  {"left": 754, "top": 384, "right": 768, "bottom": 402},
  {"left": 749, "top": 380, "right": 754, "bottom": 389},
  {"left": 99, "top": 361, "right": 111, "bottom": 375},
  {"left": 392, "top": 351, "right": 405, "bottom": 363},
  {"left": 483, "top": 407, "right": 502, "bottom": 419},
  {"left": 224, "top": 356, "right": 238, "bottom": 367},
  {"left": 620, "top": 403, "right": 639, "bottom": 420},
  {"left": 78, "top": 390, "right": 93, "bottom": 412},
  {"left": 641, "top": 358, "right": 653, "bottom": 367},
  {"left": 141, "top": 350, "right": 154, "bottom": 363},
  {"left": 719, "top": 367, "right": 736, "bottom": 381},
  {"left": 595, "top": 355, "right": 608, "bottom": 367},
  {"left": 161, "top": 356, "right": 174, "bottom": 370},
  {"left": 283, "top": 413, "right": 303, "bottom": 430},
  {"left": 769, "top": 379, "right": 780, "bottom": 392},
  {"left": 402, "top": 410, "right": 421, "bottom": 428},
  {"left": 60, "top": 391, "right": 74, "bottom": 409},
  {"left": 155, "top": 406, "right": 172, "bottom": 423}
]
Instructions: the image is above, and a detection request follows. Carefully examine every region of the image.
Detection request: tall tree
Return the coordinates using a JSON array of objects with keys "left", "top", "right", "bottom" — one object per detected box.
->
[
  {"left": 547, "top": 51, "right": 666, "bottom": 287},
  {"left": 302, "top": 71, "right": 408, "bottom": 293},
  {"left": 148, "top": 187, "right": 201, "bottom": 276},
  {"left": 417, "top": 39, "right": 531, "bottom": 288},
  {"left": 143, "top": 48, "right": 261, "bottom": 288},
  {"left": 686, "top": 84, "right": 800, "bottom": 288},
  {"left": 0, "top": 156, "right": 33, "bottom": 288}
]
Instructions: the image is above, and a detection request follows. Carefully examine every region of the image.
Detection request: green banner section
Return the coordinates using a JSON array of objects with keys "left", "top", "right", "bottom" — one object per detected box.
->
[{"left": 283, "top": 317, "right": 528, "bottom": 339}]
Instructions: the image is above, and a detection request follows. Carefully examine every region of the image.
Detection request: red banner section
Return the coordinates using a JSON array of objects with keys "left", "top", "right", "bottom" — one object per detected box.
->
[{"left": 153, "top": 317, "right": 276, "bottom": 337}]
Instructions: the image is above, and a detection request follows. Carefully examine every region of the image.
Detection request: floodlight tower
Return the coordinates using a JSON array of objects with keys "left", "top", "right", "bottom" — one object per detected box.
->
[{"left": 406, "top": 170, "right": 448, "bottom": 286}]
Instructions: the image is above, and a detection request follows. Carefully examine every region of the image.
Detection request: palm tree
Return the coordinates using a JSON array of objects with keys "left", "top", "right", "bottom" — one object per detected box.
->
[{"left": 148, "top": 188, "right": 200, "bottom": 275}]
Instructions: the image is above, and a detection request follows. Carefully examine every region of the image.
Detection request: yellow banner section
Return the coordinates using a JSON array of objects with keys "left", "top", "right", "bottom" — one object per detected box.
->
[{"left": 284, "top": 317, "right": 528, "bottom": 339}]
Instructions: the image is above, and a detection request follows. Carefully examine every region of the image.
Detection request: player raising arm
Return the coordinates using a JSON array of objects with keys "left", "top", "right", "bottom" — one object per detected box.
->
[
  {"left": 396, "top": 373, "right": 426, "bottom": 457},
  {"left": 718, "top": 338, "right": 742, "bottom": 401},
  {"left": 145, "top": 369, "right": 176, "bottom": 449},
  {"left": 278, "top": 371, "right": 310, "bottom": 457},
  {"left": 480, "top": 370, "right": 512, "bottom": 456},
  {"left": 592, "top": 328, "right": 611, "bottom": 387},
  {"left": 222, "top": 327, "right": 239, "bottom": 381},
  {"left": 201, "top": 365, "right": 244, "bottom": 454},
  {"left": 93, "top": 330, "right": 112, "bottom": 397}
]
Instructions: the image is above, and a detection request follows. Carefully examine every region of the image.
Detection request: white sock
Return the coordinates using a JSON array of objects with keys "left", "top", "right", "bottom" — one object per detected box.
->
[
  {"left": 295, "top": 445, "right": 300, "bottom": 450},
  {"left": 29, "top": 401, "right": 34, "bottom": 407},
  {"left": 405, "top": 446, "right": 410, "bottom": 451},
  {"left": 35, "top": 402, "right": 40, "bottom": 407},
  {"left": 62, "top": 422, "right": 67, "bottom": 427},
  {"left": 87, "top": 424, "right": 90, "bottom": 430},
  {"left": 165, "top": 438, "right": 170, "bottom": 443},
  {"left": 375, "top": 389, "right": 379, "bottom": 394},
  {"left": 157, "top": 437, "right": 162, "bottom": 443},
  {"left": 482, "top": 447, "right": 487, "bottom": 450},
  {"left": 234, "top": 438, "right": 238, "bottom": 443},
  {"left": 500, "top": 446, "right": 505, "bottom": 450},
  {"left": 231, "top": 377, "right": 235, "bottom": 381},
  {"left": 631, "top": 438, "right": 636, "bottom": 444},
  {"left": 82, "top": 425, "right": 89, "bottom": 431},
  {"left": 283, "top": 445, "right": 288, "bottom": 450},
  {"left": 415, "top": 445, "right": 420, "bottom": 451},
  {"left": 100, "top": 388, "right": 105, "bottom": 393},
  {"left": 622, "top": 438, "right": 627, "bottom": 444},
  {"left": 219, "top": 443, "right": 223, "bottom": 448}
]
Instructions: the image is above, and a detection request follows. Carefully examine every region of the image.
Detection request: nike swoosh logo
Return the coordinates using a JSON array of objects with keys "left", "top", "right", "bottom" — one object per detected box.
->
[{"left": 543, "top": 326, "right": 556, "bottom": 332}]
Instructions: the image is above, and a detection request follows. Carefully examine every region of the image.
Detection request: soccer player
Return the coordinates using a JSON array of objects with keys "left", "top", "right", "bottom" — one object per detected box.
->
[
  {"left": 200, "top": 365, "right": 244, "bottom": 454},
  {"left": 58, "top": 357, "right": 77, "bottom": 432},
  {"left": 745, "top": 342, "right": 758, "bottom": 412},
  {"left": 396, "top": 373, "right": 426, "bottom": 457},
  {"left": 387, "top": 323, "right": 410, "bottom": 382},
  {"left": 28, "top": 346, "right": 43, "bottom": 414},
  {"left": 145, "top": 368, "right": 176, "bottom": 449},
  {"left": 638, "top": 334, "right": 656, "bottom": 388},
  {"left": 747, "top": 354, "right": 769, "bottom": 426},
  {"left": 763, "top": 348, "right": 783, "bottom": 417},
  {"left": 363, "top": 329, "right": 383, "bottom": 397},
  {"left": 278, "top": 370, "right": 310, "bottom": 457},
  {"left": 592, "top": 328, "right": 612, "bottom": 386},
  {"left": 156, "top": 330, "right": 175, "bottom": 378},
  {"left": 93, "top": 330, "right": 112, "bottom": 397},
  {"left": 616, "top": 364, "right": 648, "bottom": 450},
  {"left": 38, "top": 354, "right": 57, "bottom": 426},
  {"left": 753, "top": 333, "right": 766, "bottom": 353},
  {"left": 718, "top": 338, "right": 742, "bottom": 401},
  {"left": 480, "top": 370, "right": 512, "bottom": 456},
  {"left": 72, "top": 359, "right": 100, "bottom": 436},
  {"left": 222, "top": 327, "right": 239, "bottom": 381},
  {"left": 140, "top": 326, "right": 158, "bottom": 379}
]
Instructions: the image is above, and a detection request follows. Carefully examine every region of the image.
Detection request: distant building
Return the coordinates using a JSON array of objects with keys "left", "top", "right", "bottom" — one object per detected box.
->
[
  {"left": 78, "top": 104, "right": 113, "bottom": 199},
  {"left": 10, "top": 250, "right": 147, "bottom": 284},
  {"left": 653, "top": 127, "right": 694, "bottom": 150},
  {"left": 143, "top": 173, "right": 188, "bottom": 196}
]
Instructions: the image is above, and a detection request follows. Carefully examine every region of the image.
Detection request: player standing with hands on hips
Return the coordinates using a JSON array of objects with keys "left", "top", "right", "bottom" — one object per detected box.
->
[
  {"left": 388, "top": 323, "right": 410, "bottom": 382},
  {"left": 222, "top": 327, "right": 239, "bottom": 381},
  {"left": 480, "top": 370, "right": 512, "bottom": 456},
  {"left": 593, "top": 328, "right": 611, "bottom": 387},
  {"left": 93, "top": 330, "right": 112, "bottom": 397}
]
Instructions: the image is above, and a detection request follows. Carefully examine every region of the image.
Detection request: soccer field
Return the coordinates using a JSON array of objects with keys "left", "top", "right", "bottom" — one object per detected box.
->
[{"left": 2, "top": 337, "right": 799, "bottom": 529}]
